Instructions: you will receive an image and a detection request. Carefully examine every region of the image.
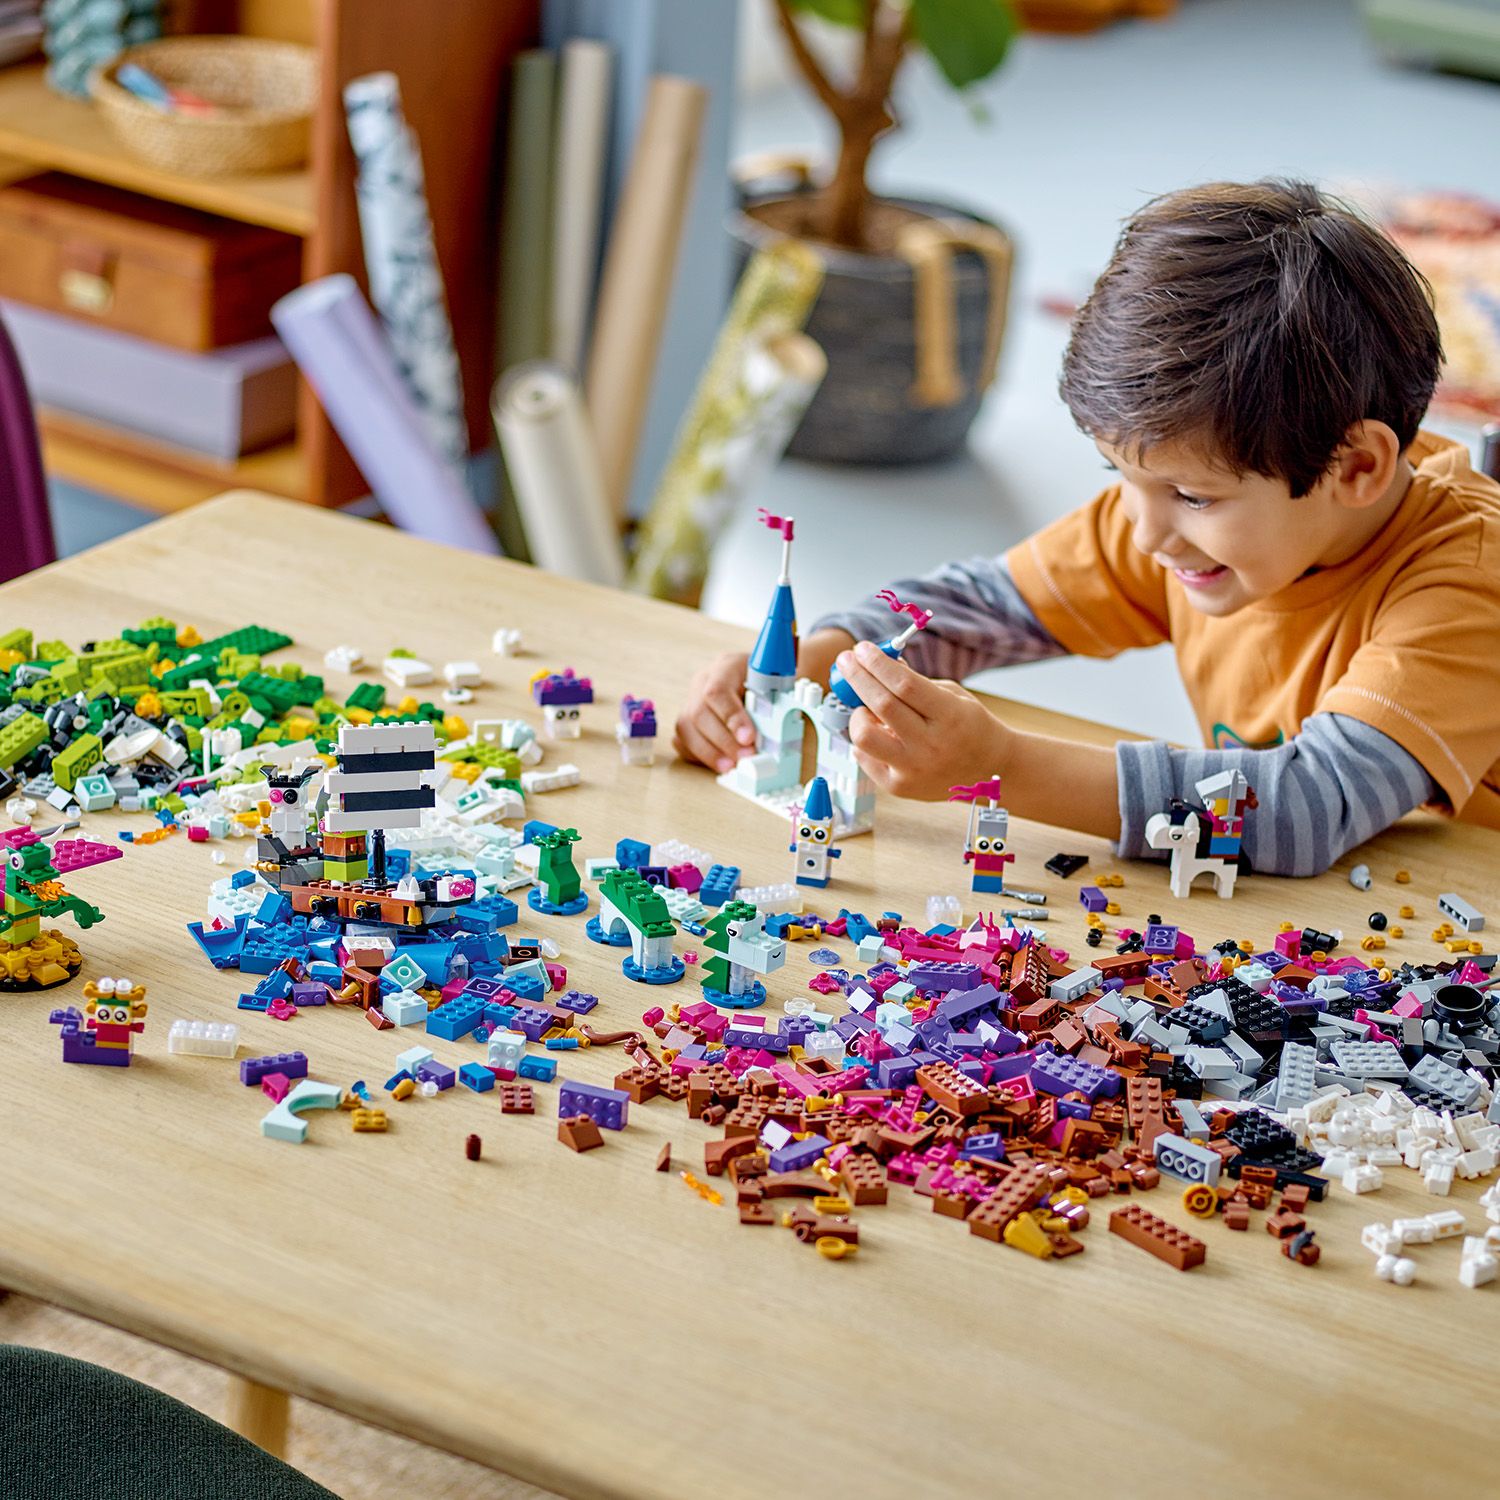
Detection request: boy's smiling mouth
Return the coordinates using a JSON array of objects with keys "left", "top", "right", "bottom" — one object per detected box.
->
[{"left": 1171, "top": 563, "right": 1230, "bottom": 588}]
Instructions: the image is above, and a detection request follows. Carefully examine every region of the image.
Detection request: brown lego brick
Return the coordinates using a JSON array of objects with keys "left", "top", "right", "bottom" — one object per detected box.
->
[
  {"left": 1265, "top": 1208, "right": 1307, "bottom": 1240},
  {"left": 933, "top": 1190, "right": 974, "bottom": 1219},
  {"left": 1222, "top": 1202, "right": 1251, "bottom": 1231},
  {"left": 967, "top": 1169, "right": 1049, "bottom": 1243},
  {"left": 558, "top": 1115, "right": 604, "bottom": 1152},
  {"left": 760, "top": 1170, "right": 831, "bottom": 1198},
  {"left": 655, "top": 1143, "right": 672, "bottom": 1172},
  {"left": 704, "top": 1136, "right": 758, "bottom": 1176},
  {"left": 739, "top": 1202, "right": 777, "bottom": 1226},
  {"left": 498, "top": 1082, "right": 534, "bottom": 1114},
  {"left": 839, "top": 1152, "right": 889, "bottom": 1206},
  {"left": 1279, "top": 1182, "right": 1311, "bottom": 1213},
  {"left": 1108, "top": 1203, "right": 1206, "bottom": 1270},
  {"left": 614, "top": 1065, "right": 661, "bottom": 1104},
  {"left": 915, "top": 1061, "right": 990, "bottom": 1117}
]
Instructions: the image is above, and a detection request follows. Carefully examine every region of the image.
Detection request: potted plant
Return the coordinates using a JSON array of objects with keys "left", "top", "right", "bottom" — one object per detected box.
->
[{"left": 735, "top": 0, "right": 1019, "bottom": 464}]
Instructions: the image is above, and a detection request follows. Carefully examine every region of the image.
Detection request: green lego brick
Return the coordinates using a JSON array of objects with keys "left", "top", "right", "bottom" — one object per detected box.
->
[
  {"left": 158, "top": 655, "right": 219, "bottom": 691},
  {"left": 160, "top": 688, "right": 213, "bottom": 719},
  {"left": 196, "top": 625, "right": 293, "bottom": 658},
  {"left": 48, "top": 657, "right": 85, "bottom": 695},
  {"left": 13, "top": 675, "right": 65, "bottom": 707},
  {"left": 33, "top": 640, "right": 70, "bottom": 663},
  {"left": 0, "top": 629, "right": 33, "bottom": 659},
  {"left": 0, "top": 711, "right": 47, "bottom": 770},
  {"left": 51, "top": 732, "right": 102, "bottom": 790},
  {"left": 346, "top": 683, "right": 386, "bottom": 713},
  {"left": 239, "top": 672, "right": 313, "bottom": 714},
  {"left": 123, "top": 619, "right": 178, "bottom": 648}
]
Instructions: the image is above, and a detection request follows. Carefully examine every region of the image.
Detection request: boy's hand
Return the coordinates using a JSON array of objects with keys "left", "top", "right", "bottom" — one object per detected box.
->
[
  {"left": 835, "top": 640, "right": 1007, "bottom": 799},
  {"left": 673, "top": 650, "right": 755, "bottom": 772}
]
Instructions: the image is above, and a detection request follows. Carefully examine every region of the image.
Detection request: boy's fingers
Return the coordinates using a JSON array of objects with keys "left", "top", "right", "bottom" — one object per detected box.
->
[
  {"left": 849, "top": 710, "right": 906, "bottom": 764},
  {"left": 851, "top": 641, "right": 947, "bottom": 717},
  {"left": 837, "top": 653, "right": 921, "bottom": 737},
  {"left": 674, "top": 715, "right": 738, "bottom": 774},
  {"left": 705, "top": 685, "right": 756, "bottom": 746}
]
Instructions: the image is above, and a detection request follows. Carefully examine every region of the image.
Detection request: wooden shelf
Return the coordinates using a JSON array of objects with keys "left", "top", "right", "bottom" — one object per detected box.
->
[
  {"left": 0, "top": 62, "right": 314, "bottom": 235},
  {"left": 38, "top": 407, "right": 305, "bottom": 511}
]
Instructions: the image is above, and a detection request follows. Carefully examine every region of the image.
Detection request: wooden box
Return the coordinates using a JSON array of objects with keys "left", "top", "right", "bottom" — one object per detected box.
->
[{"left": 0, "top": 171, "right": 301, "bottom": 351}]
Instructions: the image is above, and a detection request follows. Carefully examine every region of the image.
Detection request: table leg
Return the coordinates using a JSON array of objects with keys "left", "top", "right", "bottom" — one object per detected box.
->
[{"left": 226, "top": 1375, "right": 290, "bottom": 1458}]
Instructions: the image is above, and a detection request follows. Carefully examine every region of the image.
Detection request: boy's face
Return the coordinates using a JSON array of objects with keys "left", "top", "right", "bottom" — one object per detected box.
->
[{"left": 1097, "top": 435, "right": 1389, "bottom": 617}]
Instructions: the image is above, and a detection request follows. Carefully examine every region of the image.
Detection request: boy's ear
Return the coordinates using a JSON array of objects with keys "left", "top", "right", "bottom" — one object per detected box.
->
[{"left": 1330, "top": 421, "right": 1402, "bottom": 508}]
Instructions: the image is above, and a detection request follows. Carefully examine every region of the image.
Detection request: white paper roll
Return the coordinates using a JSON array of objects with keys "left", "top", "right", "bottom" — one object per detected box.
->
[
  {"left": 274, "top": 275, "right": 499, "bottom": 555},
  {"left": 550, "top": 39, "right": 613, "bottom": 374},
  {"left": 494, "top": 361, "right": 625, "bottom": 587},
  {"left": 344, "top": 71, "right": 468, "bottom": 468}
]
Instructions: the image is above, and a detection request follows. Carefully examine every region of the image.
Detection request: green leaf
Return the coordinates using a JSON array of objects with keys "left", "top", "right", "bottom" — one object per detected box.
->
[
  {"left": 785, "top": 0, "right": 869, "bottom": 26},
  {"left": 910, "top": 0, "right": 1018, "bottom": 89}
]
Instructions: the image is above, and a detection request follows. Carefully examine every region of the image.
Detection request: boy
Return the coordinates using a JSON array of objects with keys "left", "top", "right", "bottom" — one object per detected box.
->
[{"left": 674, "top": 179, "right": 1500, "bottom": 876}]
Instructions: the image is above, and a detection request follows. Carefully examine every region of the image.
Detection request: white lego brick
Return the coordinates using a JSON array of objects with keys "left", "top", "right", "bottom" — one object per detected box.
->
[
  {"left": 492, "top": 627, "right": 523, "bottom": 656},
  {"left": 1375, "top": 1254, "right": 1417, "bottom": 1285},
  {"left": 521, "top": 764, "right": 581, "bottom": 795},
  {"left": 1342, "top": 1163, "right": 1385, "bottom": 1194},
  {"left": 167, "top": 1019, "right": 240, "bottom": 1058},
  {"left": 383, "top": 656, "right": 435, "bottom": 687},
  {"left": 324, "top": 645, "right": 364, "bottom": 673},
  {"left": 444, "top": 661, "right": 483, "bottom": 688},
  {"left": 1425, "top": 1208, "right": 1467, "bottom": 1240}
]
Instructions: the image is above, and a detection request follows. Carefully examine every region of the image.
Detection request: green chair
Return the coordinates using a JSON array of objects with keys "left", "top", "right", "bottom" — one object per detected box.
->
[{"left": 1, "top": 1345, "right": 340, "bottom": 1500}]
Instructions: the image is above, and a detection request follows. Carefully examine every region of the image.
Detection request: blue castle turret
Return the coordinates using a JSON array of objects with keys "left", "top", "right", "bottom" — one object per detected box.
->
[{"left": 745, "top": 520, "right": 798, "bottom": 696}]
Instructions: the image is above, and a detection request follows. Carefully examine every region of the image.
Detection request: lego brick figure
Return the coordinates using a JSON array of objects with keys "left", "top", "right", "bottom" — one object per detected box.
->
[
  {"left": 82, "top": 976, "right": 148, "bottom": 1054},
  {"left": 791, "top": 775, "right": 842, "bottom": 888},
  {"left": 531, "top": 668, "right": 593, "bottom": 740},
  {"left": 617, "top": 696, "right": 657, "bottom": 766},
  {"left": 1144, "top": 769, "right": 1256, "bottom": 899},
  {"left": 948, "top": 776, "right": 1013, "bottom": 896},
  {"left": 0, "top": 826, "right": 119, "bottom": 990},
  {"left": 529, "top": 827, "right": 589, "bottom": 916},
  {"left": 700, "top": 900, "right": 786, "bottom": 1010},
  {"left": 593, "top": 868, "right": 684, "bottom": 984}
]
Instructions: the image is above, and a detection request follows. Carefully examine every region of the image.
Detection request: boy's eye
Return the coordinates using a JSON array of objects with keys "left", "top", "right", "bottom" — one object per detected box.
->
[{"left": 1173, "top": 490, "right": 1214, "bottom": 510}]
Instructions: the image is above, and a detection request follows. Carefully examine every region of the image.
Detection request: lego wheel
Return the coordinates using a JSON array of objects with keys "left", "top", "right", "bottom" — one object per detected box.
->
[{"left": 1181, "top": 1183, "right": 1218, "bottom": 1219}]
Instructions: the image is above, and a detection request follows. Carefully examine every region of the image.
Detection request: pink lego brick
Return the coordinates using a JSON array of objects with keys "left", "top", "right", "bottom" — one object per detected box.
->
[{"left": 49, "top": 838, "right": 123, "bottom": 873}]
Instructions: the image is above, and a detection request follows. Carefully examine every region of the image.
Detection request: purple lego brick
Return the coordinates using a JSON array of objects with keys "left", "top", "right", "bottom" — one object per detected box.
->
[
  {"left": 725, "top": 1025, "right": 788, "bottom": 1053},
  {"left": 961, "top": 1130, "right": 1007, "bottom": 1163},
  {"left": 988, "top": 1052, "right": 1037, "bottom": 1083},
  {"left": 1057, "top": 1096, "right": 1093, "bottom": 1120},
  {"left": 416, "top": 1060, "right": 457, "bottom": 1091},
  {"left": 768, "top": 1135, "right": 830, "bottom": 1172},
  {"left": 1079, "top": 886, "right": 1107, "bottom": 913},
  {"left": 462, "top": 975, "right": 512, "bottom": 1001},
  {"left": 875, "top": 1056, "right": 922, "bottom": 1089},
  {"left": 934, "top": 982, "right": 1003, "bottom": 1026},
  {"left": 1029, "top": 1047, "right": 1121, "bottom": 1100},
  {"left": 558, "top": 1079, "right": 630, "bottom": 1130},
  {"left": 554, "top": 989, "right": 599, "bottom": 1015},
  {"left": 508, "top": 1006, "right": 554, "bottom": 1041},
  {"left": 906, "top": 960, "right": 983, "bottom": 992},
  {"left": 779, "top": 1014, "right": 819, "bottom": 1044},
  {"left": 1142, "top": 922, "right": 1179, "bottom": 955},
  {"left": 290, "top": 981, "right": 330, "bottom": 1007},
  {"left": 241, "top": 1051, "right": 309, "bottom": 1086},
  {"left": 531, "top": 668, "right": 593, "bottom": 706},
  {"left": 834, "top": 1011, "right": 877, "bottom": 1043}
]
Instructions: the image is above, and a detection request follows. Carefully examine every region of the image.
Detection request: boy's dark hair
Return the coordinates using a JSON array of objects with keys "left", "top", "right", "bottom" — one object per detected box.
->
[{"left": 1060, "top": 179, "right": 1443, "bottom": 496}]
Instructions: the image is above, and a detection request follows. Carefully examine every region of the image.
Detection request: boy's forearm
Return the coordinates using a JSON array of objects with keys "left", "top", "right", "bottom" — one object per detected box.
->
[
  {"left": 997, "top": 726, "right": 1122, "bottom": 841},
  {"left": 798, "top": 628, "right": 855, "bottom": 687}
]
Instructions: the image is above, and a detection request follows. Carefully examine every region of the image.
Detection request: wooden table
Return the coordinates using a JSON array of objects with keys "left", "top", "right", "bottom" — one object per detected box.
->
[{"left": 1, "top": 493, "right": 1494, "bottom": 1500}]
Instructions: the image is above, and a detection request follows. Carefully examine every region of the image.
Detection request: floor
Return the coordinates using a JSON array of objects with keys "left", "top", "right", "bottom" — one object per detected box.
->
[{"left": 0, "top": 1293, "right": 558, "bottom": 1500}]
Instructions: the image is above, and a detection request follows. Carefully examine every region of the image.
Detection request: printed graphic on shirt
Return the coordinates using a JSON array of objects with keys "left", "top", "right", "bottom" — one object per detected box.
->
[{"left": 1212, "top": 722, "right": 1285, "bottom": 752}]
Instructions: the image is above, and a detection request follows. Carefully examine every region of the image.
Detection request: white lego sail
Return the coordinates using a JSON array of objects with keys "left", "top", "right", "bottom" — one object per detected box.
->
[{"left": 322, "top": 723, "right": 438, "bottom": 833}]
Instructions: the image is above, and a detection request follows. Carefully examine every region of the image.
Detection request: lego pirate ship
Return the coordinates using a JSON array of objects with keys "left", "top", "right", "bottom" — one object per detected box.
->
[{"left": 258, "top": 723, "right": 476, "bottom": 931}]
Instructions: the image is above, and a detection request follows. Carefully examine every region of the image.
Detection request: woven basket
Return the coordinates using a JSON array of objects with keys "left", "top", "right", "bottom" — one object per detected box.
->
[{"left": 89, "top": 37, "right": 317, "bottom": 178}]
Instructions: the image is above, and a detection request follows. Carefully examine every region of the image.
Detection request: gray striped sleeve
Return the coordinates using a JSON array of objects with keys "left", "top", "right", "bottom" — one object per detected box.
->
[
  {"left": 1116, "top": 713, "right": 1440, "bottom": 878},
  {"left": 807, "top": 555, "right": 1065, "bottom": 682}
]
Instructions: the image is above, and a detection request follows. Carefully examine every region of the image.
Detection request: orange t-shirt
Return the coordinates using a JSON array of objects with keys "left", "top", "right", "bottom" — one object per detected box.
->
[{"left": 1005, "top": 431, "right": 1500, "bottom": 828}]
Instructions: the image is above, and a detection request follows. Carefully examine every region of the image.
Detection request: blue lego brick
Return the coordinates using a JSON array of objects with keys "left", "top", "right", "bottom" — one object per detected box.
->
[
  {"left": 186, "top": 915, "right": 249, "bottom": 969},
  {"left": 229, "top": 869, "right": 258, "bottom": 889},
  {"left": 699, "top": 864, "right": 740, "bottom": 907},
  {"left": 839, "top": 910, "right": 877, "bottom": 944},
  {"left": 252, "top": 970, "right": 293, "bottom": 1000},
  {"left": 615, "top": 837, "right": 651, "bottom": 869},
  {"left": 240, "top": 1051, "right": 308, "bottom": 1086},
  {"left": 384, "top": 1069, "right": 413, "bottom": 1091},
  {"left": 523, "top": 819, "right": 560, "bottom": 844},
  {"left": 456, "top": 893, "right": 519, "bottom": 932},
  {"left": 459, "top": 1062, "right": 495, "bottom": 1093},
  {"left": 426, "top": 998, "right": 486, "bottom": 1041},
  {"left": 397, "top": 942, "right": 456, "bottom": 986},
  {"left": 237, "top": 924, "right": 310, "bottom": 974},
  {"left": 557, "top": 1078, "right": 630, "bottom": 1129},
  {"left": 237, "top": 993, "right": 271, "bottom": 1011},
  {"left": 501, "top": 971, "right": 545, "bottom": 1004},
  {"left": 256, "top": 889, "right": 293, "bottom": 925},
  {"left": 518, "top": 1055, "right": 556, "bottom": 1082}
]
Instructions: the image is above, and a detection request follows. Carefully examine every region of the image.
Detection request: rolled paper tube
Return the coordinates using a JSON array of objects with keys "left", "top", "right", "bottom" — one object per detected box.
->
[
  {"left": 498, "top": 48, "right": 557, "bottom": 374},
  {"left": 549, "top": 39, "right": 613, "bottom": 373},
  {"left": 273, "top": 275, "right": 499, "bottom": 555},
  {"left": 585, "top": 73, "right": 707, "bottom": 524},
  {"left": 493, "top": 361, "right": 625, "bottom": 587},
  {"left": 629, "top": 330, "right": 826, "bottom": 604},
  {"left": 344, "top": 70, "right": 468, "bottom": 467}
]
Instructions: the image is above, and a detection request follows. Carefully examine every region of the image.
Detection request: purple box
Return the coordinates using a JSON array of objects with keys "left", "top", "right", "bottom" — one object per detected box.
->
[{"left": 2, "top": 299, "right": 296, "bottom": 459}]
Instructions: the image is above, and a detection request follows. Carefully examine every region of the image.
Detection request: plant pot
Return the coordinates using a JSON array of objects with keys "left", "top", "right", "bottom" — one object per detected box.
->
[{"left": 731, "top": 185, "right": 1013, "bottom": 466}]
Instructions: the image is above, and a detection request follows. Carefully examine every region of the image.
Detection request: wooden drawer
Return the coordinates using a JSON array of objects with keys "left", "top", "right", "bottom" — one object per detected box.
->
[{"left": 0, "top": 171, "right": 302, "bottom": 351}]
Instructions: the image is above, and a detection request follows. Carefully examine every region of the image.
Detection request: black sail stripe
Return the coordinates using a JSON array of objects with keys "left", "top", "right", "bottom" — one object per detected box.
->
[{"left": 335, "top": 789, "right": 436, "bottom": 813}]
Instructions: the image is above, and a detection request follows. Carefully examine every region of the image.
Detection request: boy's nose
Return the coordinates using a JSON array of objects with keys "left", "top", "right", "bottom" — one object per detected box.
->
[{"left": 1130, "top": 503, "right": 1178, "bottom": 560}]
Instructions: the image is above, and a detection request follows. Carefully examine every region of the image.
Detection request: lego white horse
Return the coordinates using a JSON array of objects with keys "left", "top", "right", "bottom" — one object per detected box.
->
[{"left": 1144, "top": 803, "right": 1240, "bottom": 899}]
